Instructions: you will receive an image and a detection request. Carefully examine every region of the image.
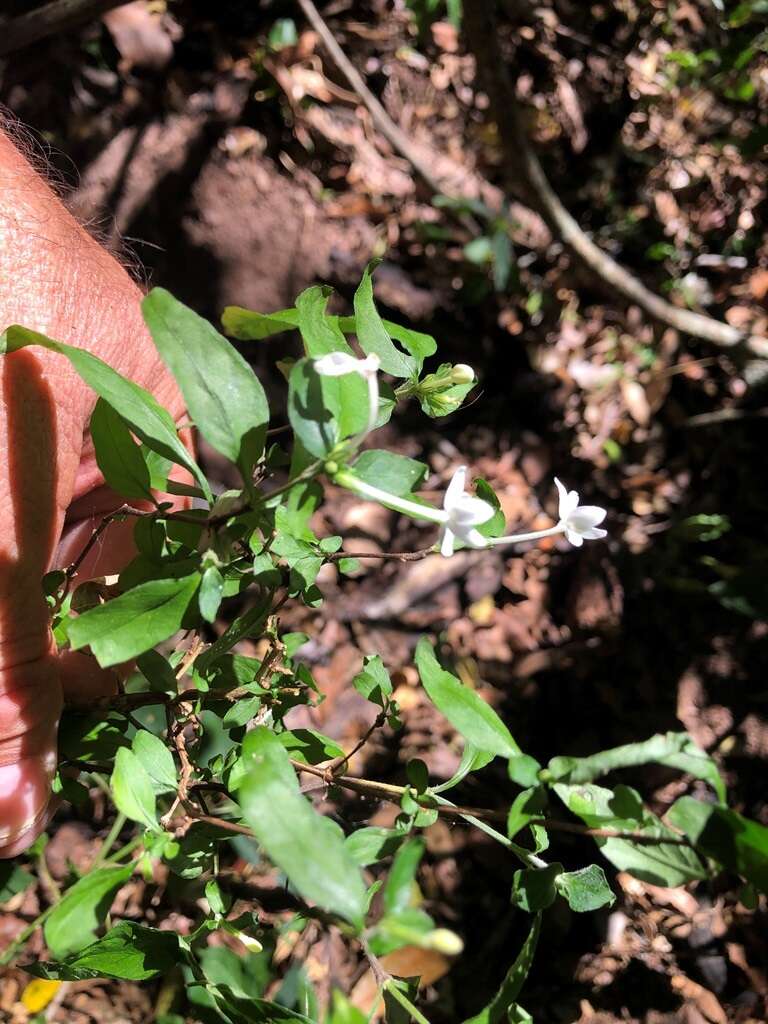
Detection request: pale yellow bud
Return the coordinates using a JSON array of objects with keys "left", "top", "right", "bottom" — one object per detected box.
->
[
  {"left": 425, "top": 928, "right": 464, "bottom": 956},
  {"left": 450, "top": 364, "right": 475, "bottom": 385}
]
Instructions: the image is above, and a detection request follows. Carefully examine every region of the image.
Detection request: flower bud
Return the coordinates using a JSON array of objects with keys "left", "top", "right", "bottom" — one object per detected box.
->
[
  {"left": 425, "top": 928, "right": 464, "bottom": 956},
  {"left": 450, "top": 364, "right": 475, "bottom": 385}
]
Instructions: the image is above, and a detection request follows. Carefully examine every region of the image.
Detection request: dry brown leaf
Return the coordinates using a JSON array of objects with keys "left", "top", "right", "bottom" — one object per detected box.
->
[
  {"left": 350, "top": 947, "right": 451, "bottom": 1019},
  {"left": 103, "top": 2, "right": 174, "bottom": 71}
]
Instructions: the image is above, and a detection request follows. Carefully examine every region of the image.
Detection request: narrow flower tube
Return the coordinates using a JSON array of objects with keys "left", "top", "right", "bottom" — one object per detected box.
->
[{"left": 334, "top": 469, "right": 448, "bottom": 525}]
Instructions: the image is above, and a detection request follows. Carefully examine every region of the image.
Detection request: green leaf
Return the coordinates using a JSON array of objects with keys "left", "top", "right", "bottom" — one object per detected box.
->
[
  {"left": 271, "top": 535, "right": 323, "bottom": 593},
  {"left": 199, "top": 565, "right": 225, "bottom": 623},
  {"left": 1, "top": 324, "right": 210, "bottom": 501},
  {"left": 508, "top": 755, "right": 542, "bottom": 789},
  {"left": 296, "top": 288, "right": 369, "bottom": 438},
  {"left": 381, "top": 321, "right": 435, "bottom": 370},
  {"left": 352, "top": 655, "right": 393, "bottom": 707},
  {"left": 44, "top": 864, "right": 133, "bottom": 958},
  {"left": 288, "top": 358, "right": 341, "bottom": 459},
  {"left": 27, "top": 922, "right": 182, "bottom": 981},
  {"left": 111, "top": 747, "right": 159, "bottom": 832},
  {"left": 68, "top": 573, "right": 200, "bottom": 667},
  {"left": 555, "top": 865, "right": 615, "bottom": 913},
  {"left": 277, "top": 729, "right": 345, "bottom": 765},
  {"left": 222, "top": 306, "right": 301, "bottom": 340},
  {"left": 415, "top": 638, "right": 520, "bottom": 759},
  {"left": 474, "top": 479, "right": 506, "bottom": 539},
  {"left": 383, "top": 839, "right": 424, "bottom": 913},
  {"left": 511, "top": 863, "right": 561, "bottom": 912},
  {"left": 276, "top": 481, "right": 323, "bottom": 542},
  {"left": 344, "top": 827, "right": 405, "bottom": 866},
  {"left": 328, "top": 990, "right": 368, "bottom": 1024},
  {"left": 142, "top": 289, "right": 269, "bottom": 478},
  {"left": 222, "top": 305, "right": 436, "bottom": 370},
  {"left": 352, "top": 450, "right": 428, "bottom": 497},
  {"left": 235, "top": 727, "right": 367, "bottom": 929},
  {"left": 554, "top": 783, "right": 706, "bottom": 887},
  {"left": 507, "top": 787, "right": 546, "bottom": 840},
  {"left": 432, "top": 743, "right": 495, "bottom": 794},
  {"left": 132, "top": 731, "right": 177, "bottom": 795},
  {"left": 214, "top": 986, "right": 316, "bottom": 1024},
  {"left": 548, "top": 731, "right": 726, "bottom": 804},
  {"left": 462, "top": 914, "right": 540, "bottom": 1024},
  {"left": 668, "top": 797, "right": 768, "bottom": 892},
  {"left": 296, "top": 286, "right": 354, "bottom": 357},
  {"left": 90, "top": 399, "right": 154, "bottom": 501},
  {"left": 0, "top": 864, "right": 34, "bottom": 904},
  {"left": 353, "top": 262, "right": 415, "bottom": 378}
]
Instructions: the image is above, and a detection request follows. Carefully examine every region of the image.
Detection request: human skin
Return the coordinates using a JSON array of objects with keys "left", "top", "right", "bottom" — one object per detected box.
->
[{"left": 0, "top": 129, "right": 186, "bottom": 856}]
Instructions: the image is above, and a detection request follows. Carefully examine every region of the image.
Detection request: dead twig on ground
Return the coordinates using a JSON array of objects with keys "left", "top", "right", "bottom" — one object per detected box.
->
[
  {"left": 462, "top": 2, "right": 768, "bottom": 358},
  {"left": 298, "top": 0, "right": 768, "bottom": 359},
  {"left": 0, "top": 0, "right": 127, "bottom": 56}
]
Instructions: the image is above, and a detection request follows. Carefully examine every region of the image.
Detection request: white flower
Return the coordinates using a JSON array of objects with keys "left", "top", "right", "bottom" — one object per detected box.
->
[
  {"left": 554, "top": 478, "right": 607, "bottom": 547},
  {"left": 439, "top": 466, "right": 495, "bottom": 557},
  {"left": 314, "top": 351, "right": 380, "bottom": 379}
]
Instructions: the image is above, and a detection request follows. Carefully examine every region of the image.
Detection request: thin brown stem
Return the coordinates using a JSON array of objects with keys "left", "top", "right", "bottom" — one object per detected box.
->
[{"left": 325, "top": 547, "right": 436, "bottom": 563}]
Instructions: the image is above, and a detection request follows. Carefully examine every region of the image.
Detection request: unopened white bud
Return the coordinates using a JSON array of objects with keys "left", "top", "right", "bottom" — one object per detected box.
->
[
  {"left": 450, "top": 364, "right": 475, "bottom": 385},
  {"left": 426, "top": 928, "right": 464, "bottom": 956}
]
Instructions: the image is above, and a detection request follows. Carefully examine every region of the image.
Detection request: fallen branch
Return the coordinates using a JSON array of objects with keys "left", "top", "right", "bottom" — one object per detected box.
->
[
  {"left": 0, "top": 0, "right": 127, "bottom": 56},
  {"left": 462, "top": 3, "right": 768, "bottom": 358},
  {"left": 295, "top": 0, "right": 444, "bottom": 197},
  {"left": 298, "top": 0, "right": 768, "bottom": 359}
]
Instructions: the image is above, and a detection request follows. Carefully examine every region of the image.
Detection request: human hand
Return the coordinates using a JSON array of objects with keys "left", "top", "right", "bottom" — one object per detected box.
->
[{"left": 0, "top": 129, "right": 186, "bottom": 855}]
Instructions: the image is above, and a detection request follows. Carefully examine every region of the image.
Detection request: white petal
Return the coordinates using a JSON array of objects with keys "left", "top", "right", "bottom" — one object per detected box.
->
[
  {"left": 314, "top": 352, "right": 359, "bottom": 376},
  {"left": 581, "top": 526, "right": 607, "bottom": 540},
  {"left": 440, "top": 526, "right": 456, "bottom": 558},
  {"left": 443, "top": 466, "right": 467, "bottom": 513},
  {"left": 449, "top": 495, "right": 496, "bottom": 528},
  {"left": 462, "top": 528, "right": 490, "bottom": 549},
  {"left": 571, "top": 505, "right": 607, "bottom": 528},
  {"left": 565, "top": 529, "right": 584, "bottom": 547},
  {"left": 554, "top": 477, "right": 579, "bottom": 521}
]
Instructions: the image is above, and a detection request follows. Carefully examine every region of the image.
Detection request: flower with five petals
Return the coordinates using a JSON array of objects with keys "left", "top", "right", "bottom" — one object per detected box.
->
[
  {"left": 554, "top": 478, "right": 607, "bottom": 547},
  {"left": 439, "top": 466, "right": 495, "bottom": 557}
]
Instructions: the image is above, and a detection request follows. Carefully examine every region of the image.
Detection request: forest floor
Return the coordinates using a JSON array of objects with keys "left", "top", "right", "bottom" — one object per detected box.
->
[{"left": 1, "top": 1, "right": 768, "bottom": 1021}]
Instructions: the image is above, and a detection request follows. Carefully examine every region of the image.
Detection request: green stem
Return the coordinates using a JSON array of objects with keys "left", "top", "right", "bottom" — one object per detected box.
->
[
  {"left": 261, "top": 462, "right": 322, "bottom": 505},
  {"left": 383, "top": 980, "right": 432, "bottom": 1024},
  {"left": 334, "top": 470, "right": 447, "bottom": 525},
  {"left": 91, "top": 812, "right": 127, "bottom": 869},
  {"left": 434, "top": 795, "right": 548, "bottom": 870}
]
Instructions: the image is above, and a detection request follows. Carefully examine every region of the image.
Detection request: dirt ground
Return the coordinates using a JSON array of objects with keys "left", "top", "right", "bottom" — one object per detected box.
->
[{"left": 1, "top": 1, "right": 768, "bottom": 1021}]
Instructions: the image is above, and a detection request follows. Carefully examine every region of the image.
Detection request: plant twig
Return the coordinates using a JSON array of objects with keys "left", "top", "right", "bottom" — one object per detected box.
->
[
  {"left": 0, "top": 0, "right": 127, "bottom": 57},
  {"left": 325, "top": 546, "right": 436, "bottom": 563},
  {"left": 288, "top": 761, "right": 694, "bottom": 845}
]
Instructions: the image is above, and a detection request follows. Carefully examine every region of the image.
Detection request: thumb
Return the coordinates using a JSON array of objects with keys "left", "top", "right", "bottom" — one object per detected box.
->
[{"left": 0, "top": 350, "right": 80, "bottom": 856}]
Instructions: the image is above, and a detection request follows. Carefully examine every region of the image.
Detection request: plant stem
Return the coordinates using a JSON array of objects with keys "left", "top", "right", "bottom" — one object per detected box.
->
[
  {"left": 91, "top": 812, "right": 126, "bottom": 869},
  {"left": 383, "top": 980, "right": 432, "bottom": 1024},
  {"left": 486, "top": 524, "right": 564, "bottom": 545},
  {"left": 334, "top": 470, "right": 447, "bottom": 525}
]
